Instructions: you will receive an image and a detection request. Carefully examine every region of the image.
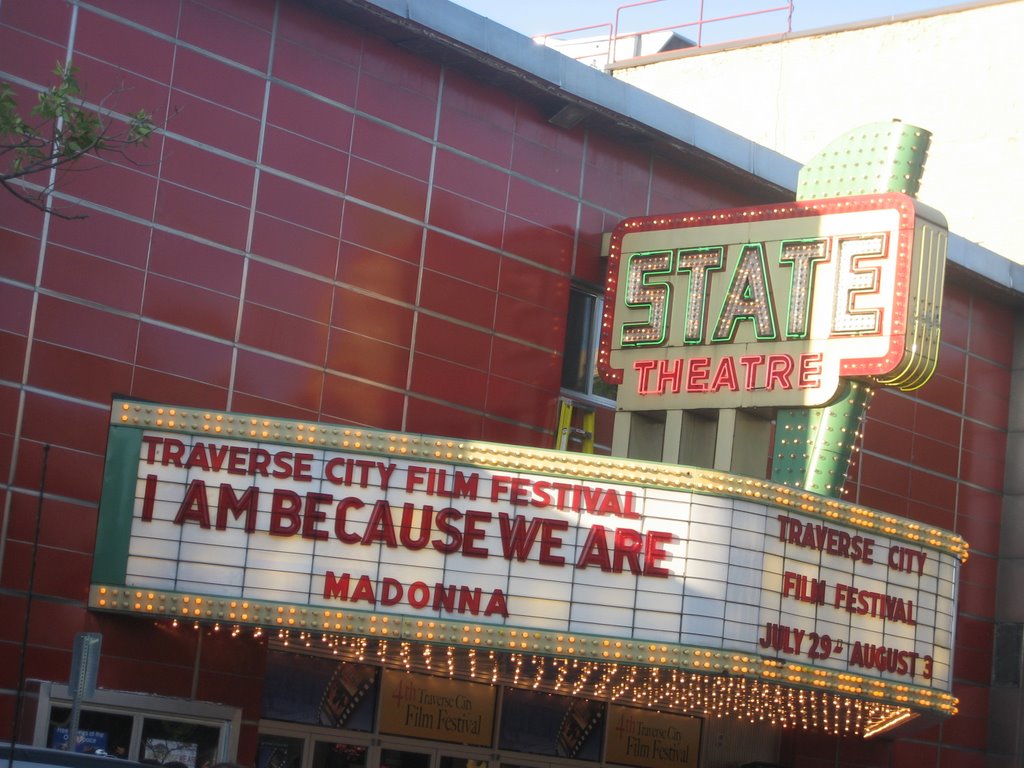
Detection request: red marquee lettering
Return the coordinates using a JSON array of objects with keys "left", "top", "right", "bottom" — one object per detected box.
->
[
  {"left": 334, "top": 497, "right": 363, "bottom": 544},
  {"left": 215, "top": 483, "right": 259, "bottom": 532},
  {"left": 269, "top": 489, "right": 301, "bottom": 536},
  {"left": 362, "top": 499, "right": 398, "bottom": 546},
  {"left": 576, "top": 525, "right": 612, "bottom": 571},
  {"left": 174, "top": 479, "right": 211, "bottom": 528}
]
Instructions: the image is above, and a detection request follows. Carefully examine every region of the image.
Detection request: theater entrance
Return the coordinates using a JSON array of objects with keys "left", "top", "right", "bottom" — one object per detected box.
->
[
  {"left": 255, "top": 725, "right": 496, "bottom": 768},
  {"left": 254, "top": 646, "right": 766, "bottom": 768}
]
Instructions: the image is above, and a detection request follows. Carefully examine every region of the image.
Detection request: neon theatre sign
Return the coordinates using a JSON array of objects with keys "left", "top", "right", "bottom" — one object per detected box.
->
[{"left": 598, "top": 193, "right": 947, "bottom": 410}]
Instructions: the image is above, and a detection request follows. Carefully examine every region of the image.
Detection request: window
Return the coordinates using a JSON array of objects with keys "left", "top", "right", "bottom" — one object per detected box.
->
[
  {"left": 993, "top": 623, "right": 1024, "bottom": 686},
  {"left": 561, "top": 286, "right": 615, "bottom": 403},
  {"left": 139, "top": 718, "right": 222, "bottom": 767},
  {"left": 48, "top": 708, "right": 133, "bottom": 756}
]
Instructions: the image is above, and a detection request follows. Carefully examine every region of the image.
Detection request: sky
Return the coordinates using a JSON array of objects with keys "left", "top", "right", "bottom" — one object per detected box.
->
[{"left": 450, "top": 0, "right": 970, "bottom": 45}]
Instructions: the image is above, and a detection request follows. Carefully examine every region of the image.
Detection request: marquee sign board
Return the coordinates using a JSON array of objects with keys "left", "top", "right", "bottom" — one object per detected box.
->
[
  {"left": 598, "top": 193, "right": 947, "bottom": 410},
  {"left": 92, "top": 400, "right": 966, "bottom": 720}
]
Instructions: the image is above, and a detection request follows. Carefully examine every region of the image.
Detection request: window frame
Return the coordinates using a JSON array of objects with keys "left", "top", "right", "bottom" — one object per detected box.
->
[
  {"left": 31, "top": 681, "right": 241, "bottom": 763},
  {"left": 560, "top": 283, "right": 616, "bottom": 408}
]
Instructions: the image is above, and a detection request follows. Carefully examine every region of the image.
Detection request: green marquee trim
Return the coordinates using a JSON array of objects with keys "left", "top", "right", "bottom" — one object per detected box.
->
[{"left": 92, "top": 425, "right": 143, "bottom": 584}]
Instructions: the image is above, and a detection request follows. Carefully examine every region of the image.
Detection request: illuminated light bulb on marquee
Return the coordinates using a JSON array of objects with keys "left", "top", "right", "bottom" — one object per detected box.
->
[{"left": 158, "top": 618, "right": 925, "bottom": 737}]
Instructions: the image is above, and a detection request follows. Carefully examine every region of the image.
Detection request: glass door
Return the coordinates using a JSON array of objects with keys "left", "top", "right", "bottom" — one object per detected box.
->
[
  {"left": 256, "top": 727, "right": 372, "bottom": 768},
  {"left": 378, "top": 742, "right": 494, "bottom": 768},
  {"left": 312, "top": 740, "right": 370, "bottom": 768},
  {"left": 379, "top": 748, "right": 431, "bottom": 768},
  {"left": 439, "top": 756, "right": 490, "bottom": 768},
  {"left": 257, "top": 724, "right": 497, "bottom": 768}
]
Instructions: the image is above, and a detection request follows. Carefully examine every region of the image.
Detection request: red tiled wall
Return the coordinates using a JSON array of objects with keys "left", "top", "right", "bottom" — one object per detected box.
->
[
  {"left": 6, "top": 2, "right": 1004, "bottom": 764},
  {"left": 780, "top": 279, "right": 1014, "bottom": 765},
  {"left": 0, "top": 0, "right": 773, "bottom": 752}
]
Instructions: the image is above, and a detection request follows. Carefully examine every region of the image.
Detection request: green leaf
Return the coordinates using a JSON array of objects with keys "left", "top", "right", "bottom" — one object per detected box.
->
[{"left": 2, "top": 61, "right": 157, "bottom": 216}]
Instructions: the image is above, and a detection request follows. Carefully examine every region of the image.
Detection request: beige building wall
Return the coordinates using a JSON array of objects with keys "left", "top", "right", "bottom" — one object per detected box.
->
[{"left": 611, "top": 0, "right": 1024, "bottom": 262}]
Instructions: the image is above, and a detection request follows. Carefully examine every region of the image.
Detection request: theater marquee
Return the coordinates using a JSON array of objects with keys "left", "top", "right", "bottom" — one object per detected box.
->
[
  {"left": 599, "top": 193, "right": 947, "bottom": 410},
  {"left": 92, "top": 400, "right": 965, "bottom": 728}
]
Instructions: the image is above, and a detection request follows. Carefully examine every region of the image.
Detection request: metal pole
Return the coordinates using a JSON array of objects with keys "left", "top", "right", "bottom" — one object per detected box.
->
[
  {"left": 68, "top": 698, "right": 82, "bottom": 755},
  {"left": 10, "top": 444, "right": 49, "bottom": 761}
]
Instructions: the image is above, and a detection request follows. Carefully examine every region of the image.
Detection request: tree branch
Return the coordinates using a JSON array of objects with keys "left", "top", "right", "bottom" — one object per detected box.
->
[{"left": 0, "top": 62, "right": 154, "bottom": 217}]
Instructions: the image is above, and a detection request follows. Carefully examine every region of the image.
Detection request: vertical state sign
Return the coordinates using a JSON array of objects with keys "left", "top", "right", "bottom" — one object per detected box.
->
[{"left": 599, "top": 193, "right": 947, "bottom": 410}]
